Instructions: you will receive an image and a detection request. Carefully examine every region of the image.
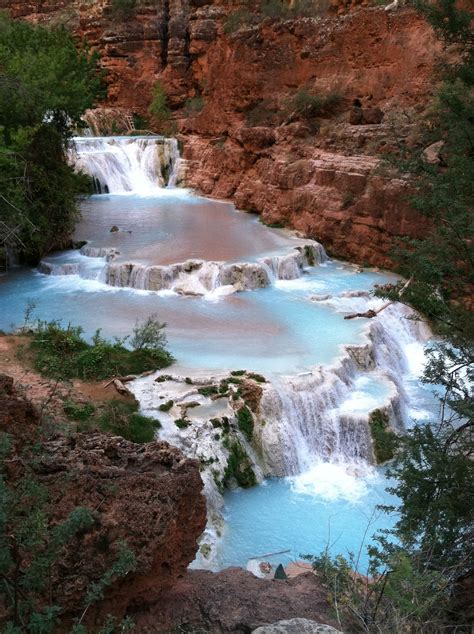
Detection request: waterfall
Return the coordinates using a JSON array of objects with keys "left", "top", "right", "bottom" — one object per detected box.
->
[
  {"left": 104, "top": 243, "right": 326, "bottom": 295},
  {"left": 69, "top": 136, "right": 182, "bottom": 195},
  {"left": 255, "top": 303, "right": 430, "bottom": 476}
]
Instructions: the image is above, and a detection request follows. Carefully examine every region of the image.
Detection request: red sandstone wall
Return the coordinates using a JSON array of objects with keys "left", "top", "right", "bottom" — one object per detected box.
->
[{"left": 0, "top": 0, "right": 444, "bottom": 267}]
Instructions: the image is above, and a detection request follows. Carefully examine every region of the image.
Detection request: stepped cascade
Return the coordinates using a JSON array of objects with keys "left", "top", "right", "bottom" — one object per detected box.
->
[{"left": 1, "top": 134, "right": 436, "bottom": 571}]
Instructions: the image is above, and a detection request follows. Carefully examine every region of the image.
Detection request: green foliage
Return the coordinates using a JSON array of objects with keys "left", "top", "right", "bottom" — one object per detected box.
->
[
  {"left": 230, "top": 370, "right": 246, "bottom": 376},
  {"left": 247, "top": 372, "right": 266, "bottom": 383},
  {"left": 149, "top": 81, "right": 171, "bottom": 123},
  {"left": 183, "top": 97, "right": 205, "bottom": 117},
  {"left": 110, "top": 0, "right": 137, "bottom": 20},
  {"left": 198, "top": 383, "right": 214, "bottom": 393},
  {"left": 224, "top": 9, "right": 255, "bottom": 34},
  {"left": 262, "top": 0, "right": 329, "bottom": 19},
  {"left": 130, "top": 313, "right": 167, "bottom": 352},
  {"left": 98, "top": 400, "right": 161, "bottom": 444},
  {"left": 63, "top": 401, "right": 96, "bottom": 421},
  {"left": 158, "top": 400, "right": 174, "bottom": 412},
  {"left": 174, "top": 418, "right": 190, "bottom": 429},
  {"left": 0, "top": 433, "right": 136, "bottom": 631},
  {"left": 310, "top": 3, "right": 474, "bottom": 631},
  {"left": 290, "top": 88, "right": 342, "bottom": 119},
  {"left": 369, "top": 409, "right": 398, "bottom": 464},
  {"left": 223, "top": 439, "right": 256, "bottom": 488},
  {"left": 237, "top": 405, "right": 254, "bottom": 441},
  {"left": 0, "top": 13, "right": 102, "bottom": 263},
  {"left": 28, "top": 318, "right": 173, "bottom": 380}
]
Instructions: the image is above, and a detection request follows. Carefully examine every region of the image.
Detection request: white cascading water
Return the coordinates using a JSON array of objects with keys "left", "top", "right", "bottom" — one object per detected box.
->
[
  {"left": 69, "top": 136, "right": 181, "bottom": 194},
  {"left": 255, "top": 301, "right": 430, "bottom": 478}
]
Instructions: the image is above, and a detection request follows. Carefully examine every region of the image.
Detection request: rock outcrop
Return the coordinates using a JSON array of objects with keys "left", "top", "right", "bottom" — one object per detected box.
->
[
  {"left": 0, "top": 374, "right": 207, "bottom": 628},
  {"left": 132, "top": 568, "right": 337, "bottom": 633},
  {"left": 252, "top": 620, "right": 342, "bottom": 634}
]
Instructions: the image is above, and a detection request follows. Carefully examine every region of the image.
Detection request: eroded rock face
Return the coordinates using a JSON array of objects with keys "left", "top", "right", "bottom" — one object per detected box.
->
[
  {"left": 0, "top": 375, "right": 207, "bottom": 628},
  {"left": 252, "top": 620, "right": 342, "bottom": 634},
  {"left": 132, "top": 568, "right": 337, "bottom": 633},
  {"left": 1, "top": 1, "right": 443, "bottom": 266}
]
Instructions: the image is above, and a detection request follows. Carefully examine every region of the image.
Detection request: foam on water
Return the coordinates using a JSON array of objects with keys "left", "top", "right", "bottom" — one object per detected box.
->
[{"left": 289, "top": 462, "right": 376, "bottom": 502}]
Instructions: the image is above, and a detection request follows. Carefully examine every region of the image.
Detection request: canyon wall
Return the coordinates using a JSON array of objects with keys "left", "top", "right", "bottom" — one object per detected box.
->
[
  {"left": 0, "top": 373, "right": 207, "bottom": 628},
  {"left": 0, "top": 0, "right": 444, "bottom": 266}
]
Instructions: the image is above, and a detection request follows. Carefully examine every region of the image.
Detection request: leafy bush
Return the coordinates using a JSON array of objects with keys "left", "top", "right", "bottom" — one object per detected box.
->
[
  {"left": 224, "top": 9, "right": 255, "bottom": 34},
  {"left": 0, "top": 14, "right": 102, "bottom": 264},
  {"left": 197, "top": 386, "right": 219, "bottom": 397},
  {"left": 291, "top": 88, "right": 342, "bottom": 119},
  {"left": 183, "top": 96, "right": 205, "bottom": 117},
  {"left": 110, "top": 0, "right": 136, "bottom": 20},
  {"left": 98, "top": 400, "right": 161, "bottom": 443},
  {"left": 148, "top": 81, "right": 171, "bottom": 123},
  {"left": 158, "top": 400, "right": 174, "bottom": 412},
  {"left": 130, "top": 313, "right": 167, "bottom": 351},
  {"left": 29, "top": 318, "right": 173, "bottom": 381},
  {"left": 63, "top": 401, "right": 96, "bottom": 421},
  {"left": 237, "top": 405, "right": 254, "bottom": 441},
  {"left": 369, "top": 409, "right": 399, "bottom": 464},
  {"left": 175, "top": 418, "right": 190, "bottom": 429},
  {"left": 223, "top": 440, "right": 256, "bottom": 488}
]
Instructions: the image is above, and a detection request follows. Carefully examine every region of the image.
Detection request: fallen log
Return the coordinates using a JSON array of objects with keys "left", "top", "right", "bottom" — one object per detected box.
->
[
  {"left": 102, "top": 369, "right": 156, "bottom": 389},
  {"left": 344, "top": 277, "right": 412, "bottom": 320}
]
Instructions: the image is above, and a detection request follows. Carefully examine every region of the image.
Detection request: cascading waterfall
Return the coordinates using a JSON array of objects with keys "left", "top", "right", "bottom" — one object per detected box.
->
[
  {"left": 255, "top": 302, "right": 429, "bottom": 477},
  {"left": 38, "top": 242, "right": 328, "bottom": 296},
  {"left": 69, "top": 136, "right": 181, "bottom": 194}
]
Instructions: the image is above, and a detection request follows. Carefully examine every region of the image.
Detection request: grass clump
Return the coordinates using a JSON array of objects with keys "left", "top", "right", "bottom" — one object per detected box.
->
[
  {"left": 369, "top": 409, "right": 399, "bottom": 464},
  {"left": 230, "top": 370, "right": 246, "bottom": 377},
  {"left": 291, "top": 88, "right": 342, "bottom": 119},
  {"left": 198, "top": 385, "right": 219, "bottom": 397},
  {"left": 175, "top": 418, "right": 190, "bottom": 429},
  {"left": 149, "top": 81, "right": 171, "bottom": 126},
  {"left": 237, "top": 405, "right": 254, "bottom": 441},
  {"left": 98, "top": 400, "right": 161, "bottom": 444},
  {"left": 158, "top": 400, "right": 174, "bottom": 412},
  {"left": 223, "top": 440, "right": 257, "bottom": 489},
  {"left": 27, "top": 316, "right": 173, "bottom": 381},
  {"left": 63, "top": 401, "right": 95, "bottom": 421},
  {"left": 247, "top": 372, "right": 267, "bottom": 383}
]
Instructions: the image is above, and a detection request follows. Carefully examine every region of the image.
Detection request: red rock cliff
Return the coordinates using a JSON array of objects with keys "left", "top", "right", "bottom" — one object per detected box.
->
[{"left": 0, "top": 0, "right": 444, "bottom": 267}]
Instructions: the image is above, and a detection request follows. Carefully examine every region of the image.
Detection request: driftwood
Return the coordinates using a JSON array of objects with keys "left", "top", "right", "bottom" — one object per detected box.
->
[
  {"left": 102, "top": 369, "right": 156, "bottom": 390},
  {"left": 112, "top": 379, "right": 129, "bottom": 396},
  {"left": 344, "top": 277, "right": 413, "bottom": 320}
]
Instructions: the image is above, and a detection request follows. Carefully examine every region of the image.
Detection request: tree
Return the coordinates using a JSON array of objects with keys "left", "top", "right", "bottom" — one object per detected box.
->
[{"left": 0, "top": 12, "right": 103, "bottom": 263}]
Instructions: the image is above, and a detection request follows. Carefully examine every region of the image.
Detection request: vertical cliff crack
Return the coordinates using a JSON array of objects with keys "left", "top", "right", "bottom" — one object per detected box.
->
[{"left": 161, "top": 0, "right": 170, "bottom": 68}]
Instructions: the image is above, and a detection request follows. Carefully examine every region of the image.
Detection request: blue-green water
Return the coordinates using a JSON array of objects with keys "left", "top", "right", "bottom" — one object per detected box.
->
[{"left": 0, "top": 177, "right": 433, "bottom": 574}]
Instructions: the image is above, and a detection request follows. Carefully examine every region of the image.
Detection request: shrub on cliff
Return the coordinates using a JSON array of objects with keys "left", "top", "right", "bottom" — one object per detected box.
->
[
  {"left": 110, "top": 0, "right": 136, "bottom": 20},
  {"left": 148, "top": 81, "right": 172, "bottom": 130},
  {"left": 290, "top": 88, "right": 343, "bottom": 119},
  {"left": 0, "top": 434, "right": 137, "bottom": 632}
]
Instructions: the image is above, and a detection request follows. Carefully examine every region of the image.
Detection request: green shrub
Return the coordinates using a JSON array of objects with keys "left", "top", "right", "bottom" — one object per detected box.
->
[
  {"left": 175, "top": 418, "right": 190, "bottom": 429},
  {"left": 98, "top": 400, "right": 161, "bottom": 443},
  {"left": 224, "top": 9, "right": 255, "bottom": 34},
  {"left": 183, "top": 96, "right": 205, "bottom": 117},
  {"left": 149, "top": 81, "right": 171, "bottom": 122},
  {"left": 223, "top": 440, "right": 257, "bottom": 488},
  {"left": 247, "top": 372, "right": 267, "bottom": 383},
  {"left": 198, "top": 386, "right": 219, "bottom": 397},
  {"left": 130, "top": 313, "right": 167, "bottom": 351},
  {"left": 158, "top": 400, "right": 174, "bottom": 412},
  {"left": 291, "top": 88, "right": 342, "bottom": 119},
  {"left": 63, "top": 401, "right": 96, "bottom": 421},
  {"left": 369, "top": 409, "right": 399, "bottom": 464},
  {"left": 237, "top": 405, "right": 254, "bottom": 441},
  {"left": 28, "top": 318, "right": 173, "bottom": 381},
  {"left": 110, "top": 0, "right": 136, "bottom": 20},
  {"left": 230, "top": 370, "right": 246, "bottom": 376}
]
